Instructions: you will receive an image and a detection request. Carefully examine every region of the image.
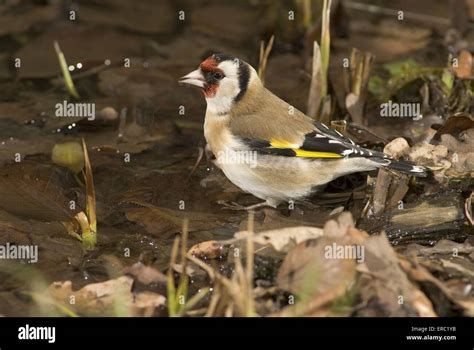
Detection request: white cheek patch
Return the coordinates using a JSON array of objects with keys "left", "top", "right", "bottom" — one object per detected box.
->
[
  {"left": 218, "top": 60, "right": 240, "bottom": 78},
  {"left": 218, "top": 79, "right": 240, "bottom": 98},
  {"left": 206, "top": 60, "right": 241, "bottom": 115}
]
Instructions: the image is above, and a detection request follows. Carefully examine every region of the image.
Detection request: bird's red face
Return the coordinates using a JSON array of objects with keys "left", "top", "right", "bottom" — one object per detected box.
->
[
  {"left": 198, "top": 56, "right": 225, "bottom": 98},
  {"left": 179, "top": 55, "right": 228, "bottom": 98},
  {"left": 179, "top": 54, "right": 251, "bottom": 114}
]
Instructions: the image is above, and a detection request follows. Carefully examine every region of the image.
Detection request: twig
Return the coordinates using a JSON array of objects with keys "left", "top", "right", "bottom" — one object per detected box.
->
[
  {"left": 307, "top": 41, "right": 323, "bottom": 119},
  {"left": 245, "top": 211, "right": 255, "bottom": 317},
  {"left": 188, "top": 146, "right": 204, "bottom": 179},
  {"left": 258, "top": 35, "right": 275, "bottom": 85},
  {"left": 344, "top": 48, "right": 374, "bottom": 125},
  {"left": 320, "top": 0, "right": 332, "bottom": 99}
]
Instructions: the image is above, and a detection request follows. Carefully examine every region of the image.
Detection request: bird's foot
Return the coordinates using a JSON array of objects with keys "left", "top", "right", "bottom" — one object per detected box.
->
[{"left": 217, "top": 200, "right": 275, "bottom": 211}]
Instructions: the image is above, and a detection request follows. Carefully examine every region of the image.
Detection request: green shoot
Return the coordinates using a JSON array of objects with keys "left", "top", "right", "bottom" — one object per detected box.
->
[
  {"left": 53, "top": 41, "right": 80, "bottom": 99},
  {"left": 75, "top": 138, "right": 97, "bottom": 249},
  {"left": 167, "top": 219, "right": 209, "bottom": 317},
  {"left": 307, "top": 0, "right": 333, "bottom": 123},
  {"left": 302, "top": 0, "right": 312, "bottom": 28}
]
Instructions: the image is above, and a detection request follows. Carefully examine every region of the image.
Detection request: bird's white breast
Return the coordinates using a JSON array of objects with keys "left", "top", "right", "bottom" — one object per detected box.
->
[
  {"left": 204, "top": 112, "right": 312, "bottom": 202},
  {"left": 204, "top": 111, "right": 235, "bottom": 155}
]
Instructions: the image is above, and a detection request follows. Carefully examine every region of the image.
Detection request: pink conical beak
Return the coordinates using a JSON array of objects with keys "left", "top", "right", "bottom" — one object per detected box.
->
[{"left": 179, "top": 68, "right": 205, "bottom": 88}]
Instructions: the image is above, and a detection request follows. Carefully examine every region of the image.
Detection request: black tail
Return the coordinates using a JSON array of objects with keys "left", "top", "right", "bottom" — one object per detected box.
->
[{"left": 371, "top": 157, "right": 428, "bottom": 177}]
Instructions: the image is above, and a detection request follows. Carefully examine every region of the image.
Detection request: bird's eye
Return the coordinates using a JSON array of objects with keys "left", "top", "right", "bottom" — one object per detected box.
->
[{"left": 213, "top": 72, "right": 224, "bottom": 80}]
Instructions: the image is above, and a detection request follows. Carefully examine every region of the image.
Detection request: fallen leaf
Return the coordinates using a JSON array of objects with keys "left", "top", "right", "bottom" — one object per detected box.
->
[
  {"left": 431, "top": 114, "right": 474, "bottom": 142},
  {"left": 357, "top": 234, "right": 436, "bottom": 317},
  {"left": 276, "top": 214, "right": 361, "bottom": 315},
  {"left": 453, "top": 50, "right": 473, "bottom": 79},
  {"left": 398, "top": 257, "right": 471, "bottom": 316},
  {"left": 457, "top": 300, "right": 474, "bottom": 316},
  {"left": 228, "top": 226, "right": 324, "bottom": 254},
  {"left": 188, "top": 240, "right": 226, "bottom": 260},
  {"left": 277, "top": 236, "right": 357, "bottom": 315},
  {"left": 441, "top": 259, "right": 474, "bottom": 277},
  {"left": 323, "top": 211, "right": 356, "bottom": 238},
  {"left": 45, "top": 276, "right": 166, "bottom": 316},
  {"left": 123, "top": 262, "right": 167, "bottom": 286}
]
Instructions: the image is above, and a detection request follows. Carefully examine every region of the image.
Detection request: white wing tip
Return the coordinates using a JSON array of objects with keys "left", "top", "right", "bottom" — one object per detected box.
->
[{"left": 411, "top": 165, "right": 426, "bottom": 173}]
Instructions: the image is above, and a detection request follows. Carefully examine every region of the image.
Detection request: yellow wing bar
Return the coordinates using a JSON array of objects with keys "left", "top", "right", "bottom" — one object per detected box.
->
[{"left": 269, "top": 139, "right": 343, "bottom": 159}]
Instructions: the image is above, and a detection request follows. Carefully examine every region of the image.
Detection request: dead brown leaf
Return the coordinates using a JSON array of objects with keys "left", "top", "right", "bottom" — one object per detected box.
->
[
  {"left": 45, "top": 276, "right": 166, "bottom": 316},
  {"left": 453, "top": 50, "right": 473, "bottom": 79},
  {"left": 431, "top": 114, "right": 474, "bottom": 142},
  {"left": 276, "top": 214, "right": 362, "bottom": 315},
  {"left": 357, "top": 234, "right": 436, "bottom": 317},
  {"left": 398, "top": 257, "right": 472, "bottom": 316},
  {"left": 123, "top": 262, "right": 167, "bottom": 286},
  {"left": 227, "top": 226, "right": 324, "bottom": 254},
  {"left": 188, "top": 240, "right": 226, "bottom": 260},
  {"left": 277, "top": 236, "right": 357, "bottom": 316}
]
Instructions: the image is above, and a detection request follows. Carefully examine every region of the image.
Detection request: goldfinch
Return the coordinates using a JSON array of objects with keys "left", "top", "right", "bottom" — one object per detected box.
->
[{"left": 179, "top": 54, "right": 427, "bottom": 209}]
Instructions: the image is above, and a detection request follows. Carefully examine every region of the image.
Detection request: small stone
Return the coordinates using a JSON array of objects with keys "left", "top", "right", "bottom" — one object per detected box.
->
[
  {"left": 188, "top": 240, "right": 225, "bottom": 260},
  {"left": 432, "top": 145, "right": 448, "bottom": 159},
  {"left": 98, "top": 107, "right": 118, "bottom": 121},
  {"left": 383, "top": 137, "right": 410, "bottom": 158}
]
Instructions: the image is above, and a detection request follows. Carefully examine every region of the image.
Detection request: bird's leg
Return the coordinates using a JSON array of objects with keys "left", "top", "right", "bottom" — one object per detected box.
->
[{"left": 217, "top": 199, "right": 279, "bottom": 211}]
